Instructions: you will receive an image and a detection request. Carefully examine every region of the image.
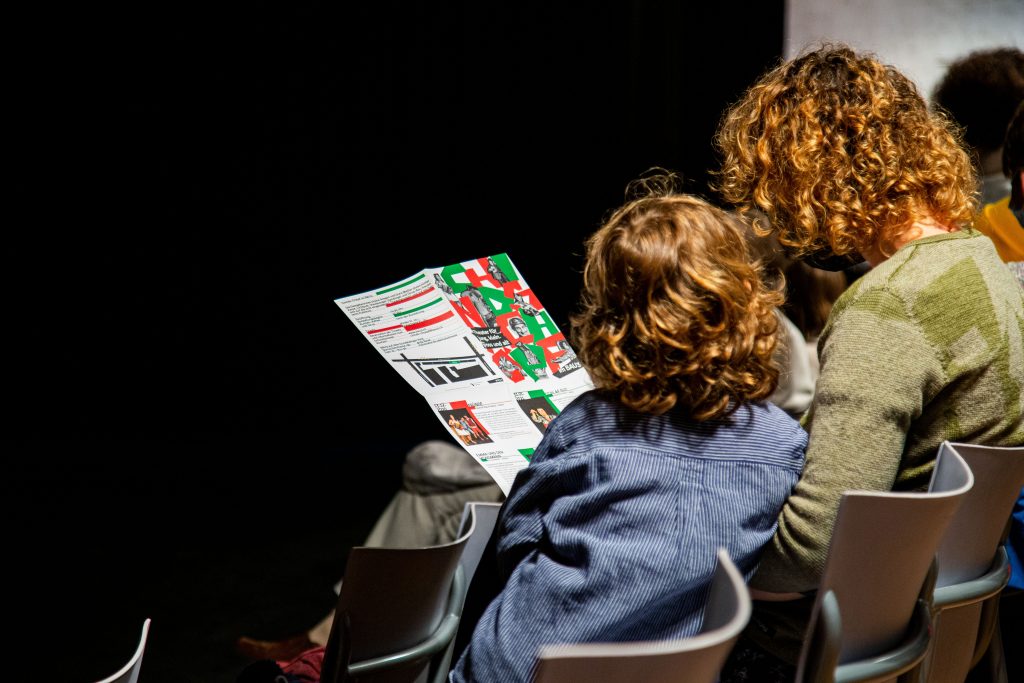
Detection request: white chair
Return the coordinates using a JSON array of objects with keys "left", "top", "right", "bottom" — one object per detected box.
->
[
  {"left": 921, "top": 441, "right": 1024, "bottom": 683},
  {"left": 530, "top": 548, "right": 751, "bottom": 683},
  {"left": 95, "top": 618, "right": 151, "bottom": 683},
  {"left": 796, "top": 444, "right": 974, "bottom": 683}
]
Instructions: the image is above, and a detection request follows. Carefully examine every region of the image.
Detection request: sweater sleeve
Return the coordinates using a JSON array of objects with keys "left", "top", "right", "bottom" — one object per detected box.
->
[{"left": 751, "top": 286, "right": 946, "bottom": 592}]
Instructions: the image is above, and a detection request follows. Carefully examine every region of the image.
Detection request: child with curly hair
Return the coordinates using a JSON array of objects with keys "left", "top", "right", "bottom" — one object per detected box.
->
[
  {"left": 714, "top": 45, "right": 1024, "bottom": 675},
  {"left": 450, "top": 179, "right": 807, "bottom": 683}
]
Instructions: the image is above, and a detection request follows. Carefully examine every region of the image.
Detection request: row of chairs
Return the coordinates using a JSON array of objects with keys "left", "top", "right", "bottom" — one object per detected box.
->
[
  {"left": 96, "top": 441, "right": 1023, "bottom": 683},
  {"left": 534, "top": 441, "right": 1023, "bottom": 683},
  {"left": 91, "top": 502, "right": 504, "bottom": 683}
]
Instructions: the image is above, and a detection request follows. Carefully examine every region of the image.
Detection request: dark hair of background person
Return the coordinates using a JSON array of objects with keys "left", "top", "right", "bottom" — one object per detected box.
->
[
  {"left": 738, "top": 214, "right": 848, "bottom": 342},
  {"left": 1005, "top": 101, "right": 1024, "bottom": 209},
  {"left": 780, "top": 262, "right": 848, "bottom": 341},
  {"left": 932, "top": 47, "right": 1024, "bottom": 156}
]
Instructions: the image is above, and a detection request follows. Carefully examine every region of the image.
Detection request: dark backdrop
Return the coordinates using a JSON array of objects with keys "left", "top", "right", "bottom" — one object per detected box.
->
[{"left": 7, "top": 2, "right": 784, "bottom": 680}]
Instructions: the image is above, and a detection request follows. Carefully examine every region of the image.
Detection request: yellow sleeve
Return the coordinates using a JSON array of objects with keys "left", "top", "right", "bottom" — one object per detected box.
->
[{"left": 974, "top": 197, "right": 1024, "bottom": 262}]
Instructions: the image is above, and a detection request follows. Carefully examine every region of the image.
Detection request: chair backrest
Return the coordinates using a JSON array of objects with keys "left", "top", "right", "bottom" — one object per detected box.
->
[
  {"left": 95, "top": 619, "right": 151, "bottom": 683},
  {"left": 530, "top": 548, "right": 751, "bottom": 683},
  {"left": 456, "top": 501, "right": 502, "bottom": 588},
  {"left": 931, "top": 441, "right": 1024, "bottom": 587},
  {"left": 920, "top": 441, "right": 1024, "bottom": 683},
  {"left": 320, "top": 515, "right": 473, "bottom": 683},
  {"left": 796, "top": 445, "right": 973, "bottom": 681},
  {"left": 432, "top": 501, "right": 504, "bottom": 681}
]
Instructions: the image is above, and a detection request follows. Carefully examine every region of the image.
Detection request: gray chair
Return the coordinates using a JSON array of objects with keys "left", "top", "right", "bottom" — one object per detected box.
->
[
  {"left": 432, "top": 501, "right": 503, "bottom": 680},
  {"left": 796, "top": 444, "right": 974, "bottom": 683},
  {"left": 95, "top": 618, "right": 151, "bottom": 683},
  {"left": 921, "top": 441, "right": 1024, "bottom": 683},
  {"left": 530, "top": 548, "right": 751, "bottom": 683},
  {"left": 454, "top": 501, "right": 502, "bottom": 587},
  {"left": 320, "top": 501, "right": 496, "bottom": 683}
]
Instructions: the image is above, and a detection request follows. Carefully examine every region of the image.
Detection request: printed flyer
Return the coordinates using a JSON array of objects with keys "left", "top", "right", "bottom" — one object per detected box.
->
[{"left": 335, "top": 253, "right": 593, "bottom": 493}]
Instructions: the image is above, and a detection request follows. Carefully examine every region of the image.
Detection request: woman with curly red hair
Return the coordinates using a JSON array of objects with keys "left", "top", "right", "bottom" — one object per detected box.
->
[
  {"left": 714, "top": 45, "right": 1024, "bottom": 676},
  {"left": 450, "top": 179, "right": 807, "bottom": 683}
]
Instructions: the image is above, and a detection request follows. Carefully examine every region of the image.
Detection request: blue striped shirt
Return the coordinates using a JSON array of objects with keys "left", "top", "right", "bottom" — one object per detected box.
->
[{"left": 451, "top": 390, "right": 807, "bottom": 683}]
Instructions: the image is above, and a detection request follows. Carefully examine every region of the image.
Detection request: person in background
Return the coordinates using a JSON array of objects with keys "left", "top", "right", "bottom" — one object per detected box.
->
[
  {"left": 236, "top": 440, "right": 503, "bottom": 664},
  {"left": 714, "top": 45, "right": 1024, "bottom": 679},
  {"left": 996, "top": 100, "right": 1024, "bottom": 681},
  {"left": 975, "top": 101, "right": 1024, "bottom": 284},
  {"left": 779, "top": 261, "right": 849, "bottom": 380},
  {"left": 742, "top": 217, "right": 848, "bottom": 418},
  {"left": 450, "top": 178, "right": 807, "bottom": 683},
  {"left": 933, "top": 47, "right": 1024, "bottom": 206}
]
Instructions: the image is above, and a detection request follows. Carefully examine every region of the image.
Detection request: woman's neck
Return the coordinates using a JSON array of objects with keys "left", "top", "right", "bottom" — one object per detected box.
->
[{"left": 862, "top": 219, "right": 955, "bottom": 267}]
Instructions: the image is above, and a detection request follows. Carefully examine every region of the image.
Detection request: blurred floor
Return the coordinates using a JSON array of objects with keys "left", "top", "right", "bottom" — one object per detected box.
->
[{"left": 7, "top": 438, "right": 407, "bottom": 683}]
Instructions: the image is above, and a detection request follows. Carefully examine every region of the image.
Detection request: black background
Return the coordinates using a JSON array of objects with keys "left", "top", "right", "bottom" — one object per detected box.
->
[{"left": 7, "top": 2, "right": 784, "bottom": 680}]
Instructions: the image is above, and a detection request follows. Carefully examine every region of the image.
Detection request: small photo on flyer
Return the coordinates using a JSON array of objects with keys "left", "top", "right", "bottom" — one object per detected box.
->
[
  {"left": 439, "top": 407, "right": 494, "bottom": 446},
  {"left": 515, "top": 396, "right": 559, "bottom": 435}
]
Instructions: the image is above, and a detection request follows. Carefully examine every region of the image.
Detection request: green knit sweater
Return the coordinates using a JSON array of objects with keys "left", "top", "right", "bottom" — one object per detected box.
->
[{"left": 748, "top": 230, "right": 1024, "bottom": 661}]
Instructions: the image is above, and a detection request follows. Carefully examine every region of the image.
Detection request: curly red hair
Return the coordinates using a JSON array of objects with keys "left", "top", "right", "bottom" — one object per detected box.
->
[
  {"left": 714, "top": 45, "right": 977, "bottom": 259},
  {"left": 571, "top": 179, "right": 783, "bottom": 419}
]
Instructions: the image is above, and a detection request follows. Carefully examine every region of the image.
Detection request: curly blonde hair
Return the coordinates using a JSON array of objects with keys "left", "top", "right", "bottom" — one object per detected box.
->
[
  {"left": 714, "top": 45, "right": 977, "bottom": 258},
  {"left": 571, "top": 178, "right": 783, "bottom": 419}
]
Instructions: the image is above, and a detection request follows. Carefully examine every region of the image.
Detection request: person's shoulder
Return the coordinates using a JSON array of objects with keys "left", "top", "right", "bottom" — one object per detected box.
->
[
  {"left": 977, "top": 196, "right": 1012, "bottom": 232},
  {"left": 553, "top": 389, "right": 615, "bottom": 420},
  {"left": 890, "top": 230, "right": 1003, "bottom": 282},
  {"left": 542, "top": 390, "right": 610, "bottom": 436},
  {"left": 896, "top": 231, "right": 1021, "bottom": 314},
  {"left": 632, "top": 402, "right": 809, "bottom": 475},
  {"left": 828, "top": 232, "right": 1001, "bottom": 326},
  {"left": 820, "top": 231, "right": 1023, "bottom": 374},
  {"left": 975, "top": 199, "right": 1024, "bottom": 262},
  {"left": 728, "top": 402, "right": 807, "bottom": 465},
  {"left": 743, "top": 399, "right": 804, "bottom": 428},
  {"left": 547, "top": 390, "right": 673, "bottom": 453}
]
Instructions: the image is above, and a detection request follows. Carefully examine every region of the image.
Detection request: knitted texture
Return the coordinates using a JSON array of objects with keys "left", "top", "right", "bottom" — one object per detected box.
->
[{"left": 748, "top": 229, "right": 1024, "bottom": 662}]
